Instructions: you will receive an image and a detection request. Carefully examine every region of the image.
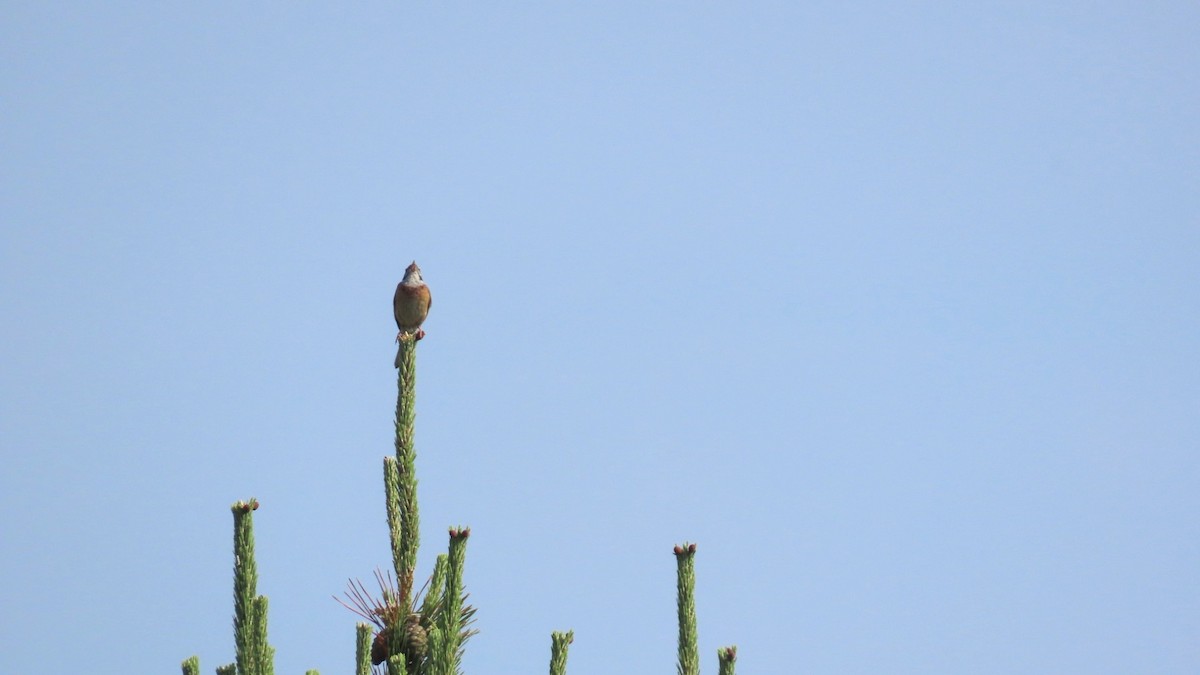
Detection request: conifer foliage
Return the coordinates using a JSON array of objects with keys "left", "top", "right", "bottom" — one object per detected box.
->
[{"left": 182, "top": 306, "right": 737, "bottom": 674}]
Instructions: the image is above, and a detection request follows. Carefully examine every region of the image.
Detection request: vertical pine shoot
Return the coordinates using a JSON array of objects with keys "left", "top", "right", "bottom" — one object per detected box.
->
[
  {"left": 232, "top": 499, "right": 273, "bottom": 675},
  {"left": 355, "top": 622, "right": 373, "bottom": 675},
  {"left": 254, "top": 595, "right": 275, "bottom": 675},
  {"left": 426, "top": 624, "right": 450, "bottom": 675},
  {"left": 392, "top": 333, "right": 421, "bottom": 604},
  {"left": 443, "top": 527, "right": 472, "bottom": 674},
  {"left": 420, "top": 554, "right": 449, "bottom": 620},
  {"left": 216, "top": 665, "right": 236, "bottom": 675},
  {"left": 674, "top": 543, "right": 699, "bottom": 675},
  {"left": 549, "top": 630, "right": 574, "bottom": 675},
  {"left": 181, "top": 656, "right": 200, "bottom": 675},
  {"left": 386, "top": 607, "right": 406, "bottom": 672},
  {"left": 717, "top": 646, "right": 737, "bottom": 675},
  {"left": 384, "top": 457, "right": 406, "bottom": 589},
  {"left": 232, "top": 501, "right": 258, "bottom": 674}
]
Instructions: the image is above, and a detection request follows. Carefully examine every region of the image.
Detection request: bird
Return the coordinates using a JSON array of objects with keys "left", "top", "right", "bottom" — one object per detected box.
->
[{"left": 393, "top": 261, "right": 432, "bottom": 367}]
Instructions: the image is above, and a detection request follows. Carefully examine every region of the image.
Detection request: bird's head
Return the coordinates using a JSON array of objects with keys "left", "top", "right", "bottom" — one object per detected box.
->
[{"left": 403, "top": 261, "right": 423, "bottom": 284}]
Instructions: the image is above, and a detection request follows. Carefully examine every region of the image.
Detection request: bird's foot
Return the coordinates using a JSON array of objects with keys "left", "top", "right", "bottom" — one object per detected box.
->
[{"left": 396, "top": 329, "right": 426, "bottom": 343}]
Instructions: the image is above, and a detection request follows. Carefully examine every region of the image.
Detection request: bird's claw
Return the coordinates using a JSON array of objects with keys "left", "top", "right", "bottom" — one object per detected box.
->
[{"left": 396, "top": 329, "right": 426, "bottom": 343}]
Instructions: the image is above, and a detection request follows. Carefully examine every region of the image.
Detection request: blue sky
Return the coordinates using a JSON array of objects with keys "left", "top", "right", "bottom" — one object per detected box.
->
[{"left": 2, "top": 3, "right": 1197, "bottom": 673}]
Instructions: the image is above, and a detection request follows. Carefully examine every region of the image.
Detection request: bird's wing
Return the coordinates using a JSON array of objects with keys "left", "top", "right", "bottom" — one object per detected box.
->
[{"left": 393, "top": 282, "right": 404, "bottom": 329}]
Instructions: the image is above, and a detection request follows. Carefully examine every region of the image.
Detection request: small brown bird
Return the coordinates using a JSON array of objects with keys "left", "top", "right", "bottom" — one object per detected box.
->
[{"left": 393, "top": 261, "right": 432, "bottom": 367}]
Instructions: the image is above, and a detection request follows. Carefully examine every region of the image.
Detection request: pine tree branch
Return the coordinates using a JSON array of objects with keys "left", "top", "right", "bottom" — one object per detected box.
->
[
  {"left": 717, "top": 645, "right": 737, "bottom": 675},
  {"left": 549, "top": 630, "right": 574, "bottom": 675},
  {"left": 392, "top": 333, "right": 421, "bottom": 604},
  {"left": 355, "top": 622, "right": 374, "bottom": 675},
  {"left": 232, "top": 499, "right": 269, "bottom": 675},
  {"left": 443, "top": 527, "right": 471, "bottom": 675},
  {"left": 674, "top": 543, "right": 699, "bottom": 675}
]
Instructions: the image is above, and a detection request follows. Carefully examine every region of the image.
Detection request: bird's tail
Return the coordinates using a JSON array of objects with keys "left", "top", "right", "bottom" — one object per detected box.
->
[{"left": 394, "top": 343, "right": 403, "bottom": 369}]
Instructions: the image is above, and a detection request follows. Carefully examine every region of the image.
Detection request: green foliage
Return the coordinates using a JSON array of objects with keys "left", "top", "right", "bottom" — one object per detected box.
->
[
  {"left": 392, "top": 334, "right": 421, "bottom": 603},
  {"left": 183, "top": 499, "right": 313, "bottom": 674},
  {"left": 549, "top": 631, "right": 574, "bottom": 675},
  {"left": 231, "top": 499, "right": 276, "bottom": 675},
  {"left": 384, "top": 457, "right": 406, "bottom": 593},
  {"left": 717, "top": 646, "right": 737, "bottom": 675},
  {"left": 421, "top": 555, "right": 448, "bottom": 620},
  {"left": 356, "top": 622, "right": 373, "bottom": 675},
  {"left": 253, "top": 595, "right": 275, "bottom": 675},
  {"left": 439, "top": 528, "right": 473, "bottom": 674},
  {"left": 387, "top": 654, "right": 408, "bottom": 675},
  {"left": 674, "top": 543, "right": 699, "bottom": 675},
  {"left": 183, "top": 297, "right": 737, "bottom": 675},
  {"left": 351, "top": 335, "right": 480, "bottom": 675}
]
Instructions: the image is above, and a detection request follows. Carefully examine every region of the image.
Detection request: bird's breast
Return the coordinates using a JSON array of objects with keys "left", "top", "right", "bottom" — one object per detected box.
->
[{"left": 394, "top": 283, "right": 431, "bottom": 330}]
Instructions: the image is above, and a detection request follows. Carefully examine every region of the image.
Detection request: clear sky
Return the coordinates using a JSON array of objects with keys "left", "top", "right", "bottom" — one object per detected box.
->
[{"left": 2, "top": 3, "right": 1197, "bottom": 674}]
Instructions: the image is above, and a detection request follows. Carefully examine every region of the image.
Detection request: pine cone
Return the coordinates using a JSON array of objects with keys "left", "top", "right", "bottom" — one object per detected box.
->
[
  {"left": 402, "top": 613, "right": 428, "bottom": 662},
  {"left": 367, "top": 624, "right": 386, "bottom": 662},
  {"left": 370, "top": 628, "right": 389, "bottom": 665},
  {"left": 370, "top": 613, "right": 428, "bottom": 666}
]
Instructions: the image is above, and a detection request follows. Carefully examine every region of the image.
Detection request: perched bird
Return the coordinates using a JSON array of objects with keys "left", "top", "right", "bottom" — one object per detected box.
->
[{"left": 393, "top": 261, "right": 432, "bottom": 367}]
